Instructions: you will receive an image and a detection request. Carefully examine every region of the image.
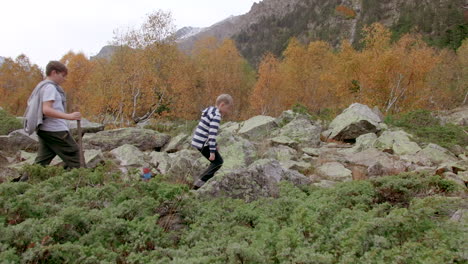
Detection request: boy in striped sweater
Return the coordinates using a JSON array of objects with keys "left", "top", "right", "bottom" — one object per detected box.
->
[{"left": 191, "top": 94, "right": 233, "bottom": 190}]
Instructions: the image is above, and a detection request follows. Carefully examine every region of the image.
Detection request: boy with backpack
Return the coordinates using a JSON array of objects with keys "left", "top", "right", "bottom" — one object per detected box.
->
[{"left": 24, "top": 61, "right": 82, "bottom": 169}]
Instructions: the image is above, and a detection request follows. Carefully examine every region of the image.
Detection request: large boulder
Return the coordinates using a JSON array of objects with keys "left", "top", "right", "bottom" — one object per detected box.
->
[
  {"left": 167, "top": 150, "right": 205, "bottom": 182},
  {"left": 238, "top": 115, "right": 277, "bottom": 140},
  {"left": 375, "top": 130, "right": 421, "bottom": 155},
  {"left": 277, "top": 116, "right": 322, "bottom": 148},
  {"left": 110, "top": 144, "right": 146, "bottom": 167},
  {"left": 68, "top": 118, "right": 105, "bottom": 134},
  {"left": 83, "top": 128, "right": 170, "bottom": 151},
  {"left": 326, "top": 103, "right": 384, "bottom": 141},
  {"left": 218, "top": 126, "right": 257, "bottom": 171},
  {"left": 218, "top": 135, "right": 257, "bottom": 171},
  {"left": 198, "top": 159, "right": 310, "bottom": 202},
  {"left": 0, "top": 130, "right": 38, "bottom": 153}
]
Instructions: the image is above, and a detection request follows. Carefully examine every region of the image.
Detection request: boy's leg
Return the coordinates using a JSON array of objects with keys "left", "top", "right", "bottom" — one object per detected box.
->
[
  {"left": 35, "top": 130, "right": 81, "bottom": 169},
  {"left": 34, "top": 132, "right": 57, "bottom": 166},
  {"left": 198, "top": 146, "right": 223, "bottom": 182}
]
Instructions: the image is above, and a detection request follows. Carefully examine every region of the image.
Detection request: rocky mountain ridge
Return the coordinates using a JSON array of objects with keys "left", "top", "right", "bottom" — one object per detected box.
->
[
  {"left": 91, "top": 0, "right": 466, "bottom": 64},
  {"left": 178, "top": 0, "right": 467, "bottom": 65}
]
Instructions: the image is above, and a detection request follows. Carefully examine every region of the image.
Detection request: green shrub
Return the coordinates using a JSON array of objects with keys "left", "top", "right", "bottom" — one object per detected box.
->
[
  {"left": 0, "top": 167, "right": 465, "bottom": 263},
  {"left": 0, "top": 108, "right": 22, "bottom": 135},
  {"left": 385, "top": 109, "right": 468, "bottom": 148}
]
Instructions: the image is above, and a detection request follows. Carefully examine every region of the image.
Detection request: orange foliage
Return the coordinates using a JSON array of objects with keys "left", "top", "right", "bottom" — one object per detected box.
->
[
  {"left": 60, "top": 51, "right": 95, "bottom": 113},
  {"left": 0, "top": 55, "right": 43, "bottom": 115},
  {"left": 335, "top": 5, "right": 357, "bottom": 19},
  {"left": 192, "top": 38, "right": 255, "bottom": 119},
  {"left": 3, "top": 21, "right": 464, "bottom": 125},
  {"left": 249, "top": 53, "right": 282, "bottom": 116}
]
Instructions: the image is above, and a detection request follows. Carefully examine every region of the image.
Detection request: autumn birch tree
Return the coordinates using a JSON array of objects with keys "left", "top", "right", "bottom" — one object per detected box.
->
[{"left": 0, "top": 55, "right": 43, "bottom": 115}]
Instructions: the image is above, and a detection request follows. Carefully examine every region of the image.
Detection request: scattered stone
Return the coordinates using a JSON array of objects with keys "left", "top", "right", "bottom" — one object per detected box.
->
[{"left": 316, "top": 162, "right": 353, "bottom": 181}]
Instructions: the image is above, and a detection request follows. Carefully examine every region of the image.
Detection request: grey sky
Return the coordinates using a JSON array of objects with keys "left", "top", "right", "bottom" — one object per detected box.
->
[{"left": 0, "top": 0, "right": 260, "bottom": 68}]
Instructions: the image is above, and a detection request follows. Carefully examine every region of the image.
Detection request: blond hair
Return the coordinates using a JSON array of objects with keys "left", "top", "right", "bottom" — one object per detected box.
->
[{"left": 216, "top": 94, "right": 233, "bottom": 106}]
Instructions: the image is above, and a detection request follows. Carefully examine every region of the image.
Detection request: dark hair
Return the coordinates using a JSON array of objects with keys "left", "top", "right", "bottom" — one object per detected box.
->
[{"left": 46, "top": 61, "right": 68, "bottom": 76}]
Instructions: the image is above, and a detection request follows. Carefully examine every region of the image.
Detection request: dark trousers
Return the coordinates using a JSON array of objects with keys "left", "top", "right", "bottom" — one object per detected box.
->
[
  {"left": 198, "top": 146, "right": 223, "bottom": 182},
  {"left": 35, "top": 130, "right": 81, "bottom": 169}
]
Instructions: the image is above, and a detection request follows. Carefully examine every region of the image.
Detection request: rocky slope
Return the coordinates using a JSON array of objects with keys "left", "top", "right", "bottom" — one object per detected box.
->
[{"left": 1, "top": 104, "right": 466, "bottom": 201}]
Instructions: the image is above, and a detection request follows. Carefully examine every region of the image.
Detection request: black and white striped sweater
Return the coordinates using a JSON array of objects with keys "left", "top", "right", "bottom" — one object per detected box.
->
[{"left": 191, "top": 106, "right": 221, "bottom": 152}]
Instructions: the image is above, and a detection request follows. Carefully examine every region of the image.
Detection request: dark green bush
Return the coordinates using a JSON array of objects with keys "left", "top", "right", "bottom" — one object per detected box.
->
[{"left": 0, "top": 167, "right": 465, "bottom": 263}]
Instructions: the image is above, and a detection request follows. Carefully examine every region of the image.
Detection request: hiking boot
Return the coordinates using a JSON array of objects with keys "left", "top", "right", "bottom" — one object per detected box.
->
[{"left": 192, "top": 179, "right": 206, "bottom": 190}]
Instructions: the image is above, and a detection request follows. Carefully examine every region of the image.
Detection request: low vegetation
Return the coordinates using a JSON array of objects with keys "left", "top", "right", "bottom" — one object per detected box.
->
[
  {"left": 0, "top": 108, "right": 22, "bottom": 135},
  {"left": 385, "top": 110, "right": 468, "bottom": 148},
  {"left": 1, "top": 165, "right": 465, "bottom": 263}
]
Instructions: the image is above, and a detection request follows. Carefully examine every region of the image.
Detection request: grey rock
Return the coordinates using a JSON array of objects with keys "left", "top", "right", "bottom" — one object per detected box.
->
[
  {"left": 0, "top": 130, "right": 39, "bottom": 153},
  {"left": 416, "top": 144, "right": 458, "bottom": 165},
  {"left": 450, "top": 209, "right": 467, "bottom": 222},
  {"left": 238, "top": 115, "right": 277, "bottom": 140},
  {"left": 375, "top": 130, "right": 421, "bottom": 155},
  {"left": 83, "top": 128, "right": 170, "bottom": 151},
  {"left": 84, "top": 149, "right": 105, "bottom": 168},
  {"left": 68, "top": 118, "right": 105, "bottom": 134},
  {"left": 344, "top": 148, "right": 407, "bottom": 176},
  {"left": 443, "top": 172, "right": 466, "bottom": 188},
  {"left": 278, "top": 116, "right": 321, "bottom": 148},
  {"left": 110, "top": 144, "right": 146, "bottom": 166},
  {"left": 328, "top": 103, "right": 384, "bottom": 141},
  {"left": 316, "top": 162, "right": 352, "bottom": 181},
  {"left": 263, "top": 145, "right": 298, "bottom": 162},
  {"left": 163, "top": 133, "right": 189, "bottom": 153},
  {"left": 0, "top": 167, "right": 20, "bottom": 183},
  {"left": 149, "top": 151, "right": 172, "bottom": 174},
  {"left": 198, "top": 159, "right": 310, "bottom": 202},
  {"left": 314, "top": 180, "right": 338, "bottom": 188}
]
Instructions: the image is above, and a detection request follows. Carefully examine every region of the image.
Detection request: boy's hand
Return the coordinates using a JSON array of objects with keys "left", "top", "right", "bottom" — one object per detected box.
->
[
  {"left": 209, "top": 153, "right": 215, "bottom": 161},
  {"left": 68, "top": 112, "right": 82, "bottom": 120}
]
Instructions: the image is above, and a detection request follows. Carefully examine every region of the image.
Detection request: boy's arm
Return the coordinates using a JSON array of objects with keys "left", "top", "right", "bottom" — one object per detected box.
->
[
  {"left": 207, "top": 114, "right": 221, "bottom": 153},
  {"left": 43, "top": 101, "right": 81, "bottom": 120}
]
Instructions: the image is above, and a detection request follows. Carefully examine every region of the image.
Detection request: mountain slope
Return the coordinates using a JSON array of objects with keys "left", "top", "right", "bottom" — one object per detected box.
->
[{"left": 178, "top": 0, "right": 467, "bottom": 65}]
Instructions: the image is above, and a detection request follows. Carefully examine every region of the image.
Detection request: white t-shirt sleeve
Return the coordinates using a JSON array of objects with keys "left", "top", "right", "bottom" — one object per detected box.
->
[{"left": 42, "top": 84, "right": 58, "bottom": 102}]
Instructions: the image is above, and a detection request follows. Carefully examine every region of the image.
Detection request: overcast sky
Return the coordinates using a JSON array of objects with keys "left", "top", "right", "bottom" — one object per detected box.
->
[{"left": 0, "top": 0, "right": 260, "bottom": 68}]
